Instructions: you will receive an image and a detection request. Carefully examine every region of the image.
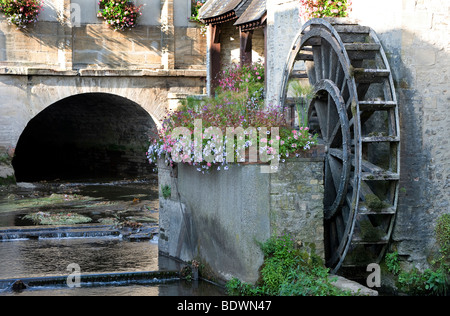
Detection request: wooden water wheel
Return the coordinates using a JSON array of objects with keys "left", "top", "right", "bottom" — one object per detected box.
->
[{"left": 280, "top": 18, "right": 400, "bottom": 273}]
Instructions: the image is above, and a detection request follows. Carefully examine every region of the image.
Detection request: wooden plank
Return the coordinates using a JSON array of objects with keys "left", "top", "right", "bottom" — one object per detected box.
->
[
  {"left": 353, "top": 68, "right": 390, "bottom": 83},
  {"left": 361, "top": 171, "right": 399, "bottom": 181},
  {"left": 361, "top": 136, "right": 400, "bottom": 143},
  {"left": 295, "top": 53, "right": 313, "bottom": 61},
  {"left": 352, "top": 237, "right": 389, "bottom": 245},
  {"left": 344, "top": 43, "right": 380, "bottom": 51},
  {"left": 359, "top": 101, "right": 397, "bottom": 111},
  {"left": 240, "top": 29, "right": 253, "bottom": 66},
  {"left": 290, "top": 70, "right": 308, "bottom": 78},
  {"left": 358, "top": 205, "right": 396, "bottom": 215},
  {"left": 334, "top": 25, "right": 371, "bottom": 34}
]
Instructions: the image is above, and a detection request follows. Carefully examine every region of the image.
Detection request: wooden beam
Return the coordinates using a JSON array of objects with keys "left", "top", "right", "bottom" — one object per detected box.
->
[
  {"left": 209, "top": 24, "right": 221, "bottom": 95},
  {"left": 240, "top": 30, "right": 253, "bottom": 66}
]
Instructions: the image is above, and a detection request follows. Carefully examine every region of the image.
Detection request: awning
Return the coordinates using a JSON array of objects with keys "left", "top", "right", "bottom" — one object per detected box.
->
[
  {"left": 199, "top": 0, "right": 254, "bottom": 25},
  {"left": 234, "top": 0, "right": 266, "bottom": 31}
]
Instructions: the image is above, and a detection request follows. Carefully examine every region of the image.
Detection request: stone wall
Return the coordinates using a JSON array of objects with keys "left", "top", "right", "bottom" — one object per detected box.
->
[
  {"left": 351, "top": 0, "right": 450, "bottom": 269},
  {"left": 158, "top": 146, "right": 325, "bottom": 284},
  {"left": 0, "top": 0, "right": 206, "bottom": 71},
  {"left": 266, "top": 0, "right": 302, "bottom": 107}
]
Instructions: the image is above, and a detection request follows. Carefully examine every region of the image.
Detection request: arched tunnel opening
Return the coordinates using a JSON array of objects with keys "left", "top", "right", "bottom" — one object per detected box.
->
[{"left": 12, "top": 93, "right": 157, "bottom": 182}]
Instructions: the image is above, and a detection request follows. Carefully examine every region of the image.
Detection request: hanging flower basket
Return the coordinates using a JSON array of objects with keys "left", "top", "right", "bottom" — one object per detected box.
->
[
  {"left": 0, "top": 0, "right": 44, "bottom": 28},
  {"left": 97, "top": 0, "right": 143, "bottom": 31},
  {"left": 298, "top": 0, "right": 352, "bottom": 22}
]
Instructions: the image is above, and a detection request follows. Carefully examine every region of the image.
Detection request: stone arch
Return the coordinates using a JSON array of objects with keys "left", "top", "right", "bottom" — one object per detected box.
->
[
  {"left": 26, "top": 76, "right": 166, "bottom": 130},
  {"left": 12, "top": 92, "right": 157, "bottom": 182}
]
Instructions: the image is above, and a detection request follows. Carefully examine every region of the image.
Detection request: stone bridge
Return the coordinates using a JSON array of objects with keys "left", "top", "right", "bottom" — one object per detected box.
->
[
  {"left": 0, "top": 69, "right": 205, "bottom": 182},
  {"left": 0, "top": 0, "right": 206, "bottom": 182}
]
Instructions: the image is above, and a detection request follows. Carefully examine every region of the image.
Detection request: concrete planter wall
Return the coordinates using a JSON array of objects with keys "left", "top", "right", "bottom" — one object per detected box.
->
[{"left": 157, "top": 145, "right": 325, "bottom": 284}]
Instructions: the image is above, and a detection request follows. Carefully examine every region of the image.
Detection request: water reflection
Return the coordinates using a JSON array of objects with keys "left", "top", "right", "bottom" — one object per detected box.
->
[
  {"left": 0, "top": 179, "right": 226, "bottom": 296},
  {"left": 0, "top": 237, "right": 159, "bottom": 279}
]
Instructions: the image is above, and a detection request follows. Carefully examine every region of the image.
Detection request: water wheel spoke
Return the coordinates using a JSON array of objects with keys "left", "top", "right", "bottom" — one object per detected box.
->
[
  {"left": 329, "top": 120, "right": 342, "bottom": 148},
  {"left": 328, "top": 156, "right": 346, "bottom": 205},
  {"left": 326, "top": 96, "right": 340, "bottom": 141},
  {"left": 324, "top": 158, "right": 338, "bottom": 207},
  {"left": 312, "top": 42, "right": 323, "bottom": 82},
  {"left": 313, "top": 99, "right": 329, "bottom": 141},
  {"left": 328, "top": 47, "right": 337, "bottom": 80}
]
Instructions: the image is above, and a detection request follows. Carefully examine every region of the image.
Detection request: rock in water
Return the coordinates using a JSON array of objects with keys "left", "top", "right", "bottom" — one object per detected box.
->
[{"left": 11, "top": 280, "right": 27, "bottom": 292}]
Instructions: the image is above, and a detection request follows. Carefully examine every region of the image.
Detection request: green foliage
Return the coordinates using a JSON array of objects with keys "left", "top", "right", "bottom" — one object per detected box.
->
[
  {"left": 98, "top": 0, "right": 143, "bottom": 31},
  {"left": 385, "top": 251, "right": 400, "bottom": 275},
  {"left": 190, "top": 0, "right": 206, "bottom": 23},
  {"left": 161, "top": 184, "right": 171, "bottom": 199},
  {"left": 398, "top": 267, "right": 448, "bottom": 296},
  {"left": 364, "top": 194, "right": 390, "bottom": 212},
  {"left": 226, "top": 234, "right": 352, "bottom": 296},
  {"left": 384, "top": 214, "right": 450, "bottom": 295},
  {"left": 436, "top": 214, "right": 450, "bottom": 257},
  {"left": 359, "top": 220, "right": 384, "bottom": 242},
  {"left": 289, "top": 80, "right": 313, "bottom": 128}
]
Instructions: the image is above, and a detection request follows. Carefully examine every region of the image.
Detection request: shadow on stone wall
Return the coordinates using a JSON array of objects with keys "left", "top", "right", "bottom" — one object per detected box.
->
[{"left": 379, "top": 28, "right": 449, "bottom": 268}]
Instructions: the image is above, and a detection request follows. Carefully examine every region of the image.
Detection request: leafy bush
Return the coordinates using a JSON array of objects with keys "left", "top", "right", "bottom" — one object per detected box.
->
[
  {"left": 161, "top": 184, "right": 171, "bottom": 199},
  {"left": 384, "top": 214, "right": 450, "bottom": 295},
  {"left": 226, "top": 234, "right": 351, "bottom": 296},
  {"left": 436, "top": 214, "right": 450, "bottom": 257},
  {"left": 385, "top": 251, "right": 400, "bottom": 275}
]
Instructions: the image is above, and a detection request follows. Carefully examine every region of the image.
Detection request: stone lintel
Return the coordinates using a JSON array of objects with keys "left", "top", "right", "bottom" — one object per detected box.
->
[{"left": 0, "top": 67, "right": 206, "bottom": 78}]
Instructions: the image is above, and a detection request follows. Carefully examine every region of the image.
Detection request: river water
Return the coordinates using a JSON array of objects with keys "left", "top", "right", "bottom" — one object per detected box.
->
[{"left": 0, "top": 178, "right": 225, "bottom": 296}]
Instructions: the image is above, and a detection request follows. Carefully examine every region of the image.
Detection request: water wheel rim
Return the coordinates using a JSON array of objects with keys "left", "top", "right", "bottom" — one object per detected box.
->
[
  {"left": 299, "top": 21, "right": 362, "bottom": 271},
  {"left": 280, "top": 18, "right": 400, "bottom": 274},
  {"left": 308, "top": 79, "right": 352, "bottom": 220}
]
